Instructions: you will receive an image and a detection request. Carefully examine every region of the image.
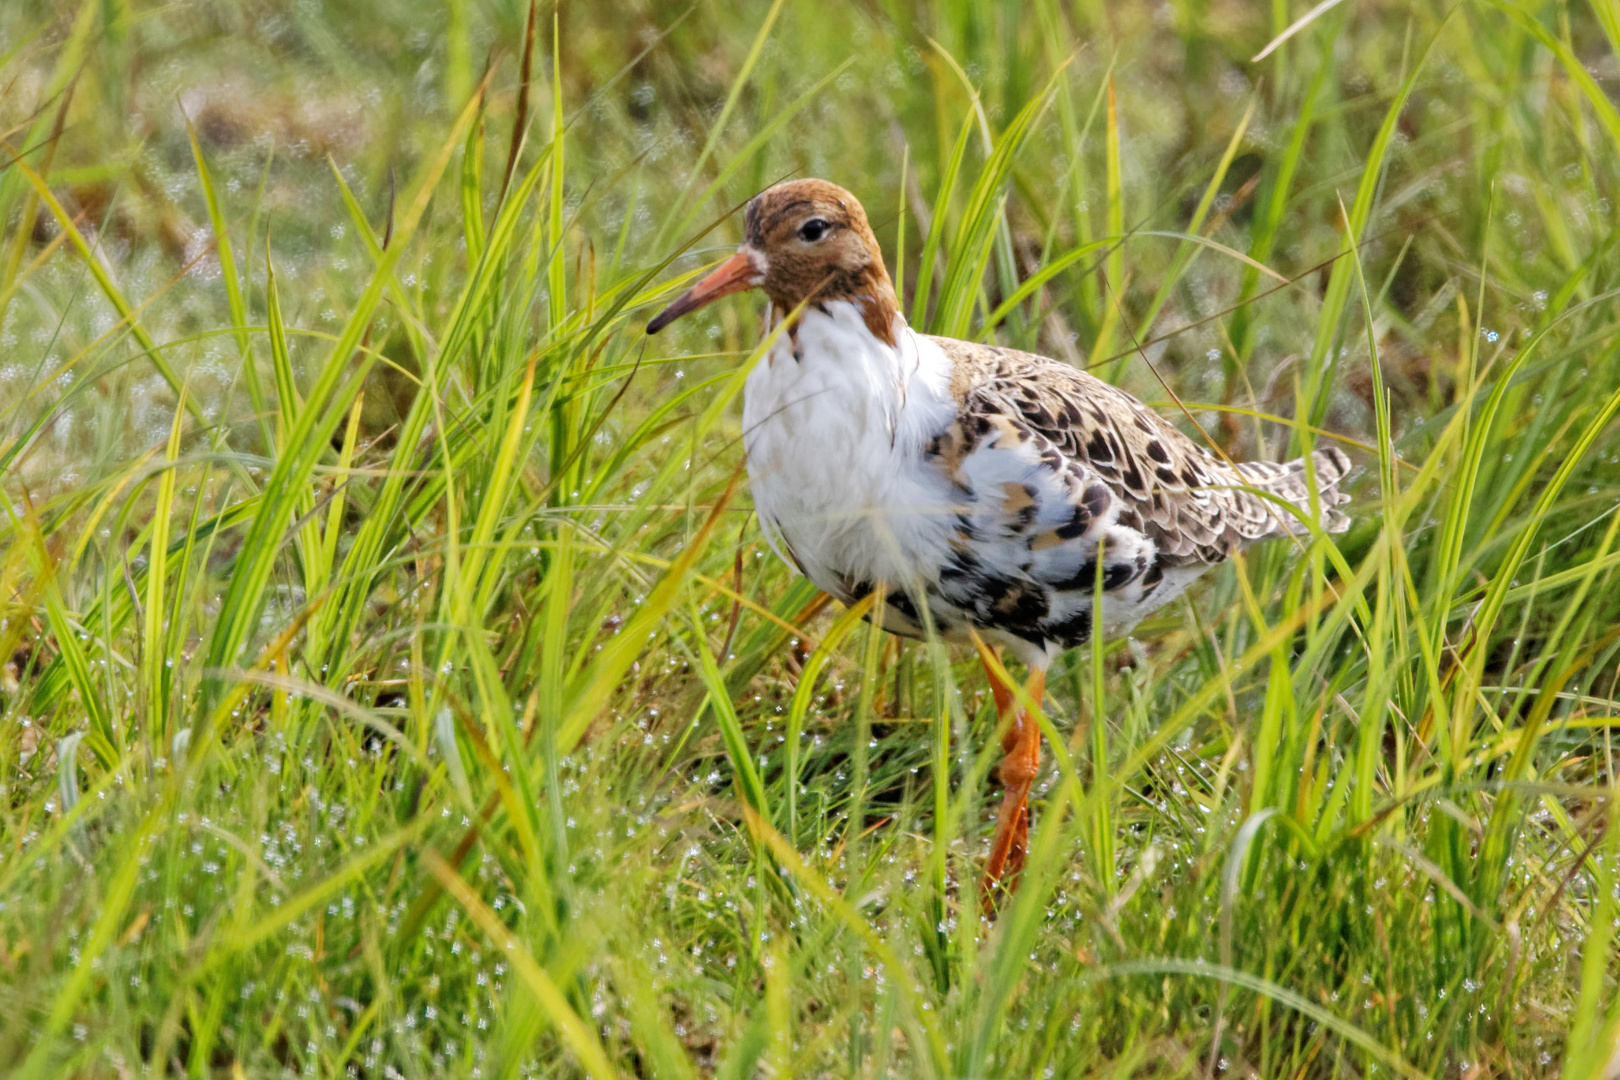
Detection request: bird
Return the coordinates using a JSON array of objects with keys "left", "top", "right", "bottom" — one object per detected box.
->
[{"left": 647, "top": 178, "right": 1351, "bottom": 905}]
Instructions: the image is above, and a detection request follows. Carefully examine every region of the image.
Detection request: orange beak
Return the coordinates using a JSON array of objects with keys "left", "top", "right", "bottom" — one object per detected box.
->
[{"left": 646, "top": 250, "right": 761, "bottom": 333}]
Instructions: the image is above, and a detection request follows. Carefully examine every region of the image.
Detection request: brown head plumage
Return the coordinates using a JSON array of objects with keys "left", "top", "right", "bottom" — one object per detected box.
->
[{"left": 647, "top": 179, "right": 900, "bottom": 344}]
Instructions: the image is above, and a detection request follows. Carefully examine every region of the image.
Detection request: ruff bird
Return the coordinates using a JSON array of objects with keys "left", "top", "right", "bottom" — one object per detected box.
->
[{"left": 648, "top": 179, "right": 1350, "bottom": 904}]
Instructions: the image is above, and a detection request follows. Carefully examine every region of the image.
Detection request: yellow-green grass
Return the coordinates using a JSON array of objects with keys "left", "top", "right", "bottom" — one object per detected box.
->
[{"left": 2, "top": 0, "right": 1618, "bottom": 1075}]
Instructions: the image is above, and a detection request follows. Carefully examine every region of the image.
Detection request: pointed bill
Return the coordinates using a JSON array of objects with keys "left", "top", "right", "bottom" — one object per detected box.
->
[{"left": 647, "top": 250, "right": 764, "bottom": 333}]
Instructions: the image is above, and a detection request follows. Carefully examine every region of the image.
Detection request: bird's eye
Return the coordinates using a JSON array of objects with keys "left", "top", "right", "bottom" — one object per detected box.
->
[{"left": 797, "top": 217, "right": 831, "bottom": 242}]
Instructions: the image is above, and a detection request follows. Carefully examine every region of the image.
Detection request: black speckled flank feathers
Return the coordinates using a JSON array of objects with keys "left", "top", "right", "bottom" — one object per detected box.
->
[
  {"left": 815, "top": 340, "right": 1352, "bottom": 660},
  {"left": 862, "top": 336, "right": 1354, "bottom": 656},
  {"left": 931, "top": 336, "right": 1352, "bottom": 560},
  {"left": 816, "top": 338, "right": 1352, "bottom": 659}
]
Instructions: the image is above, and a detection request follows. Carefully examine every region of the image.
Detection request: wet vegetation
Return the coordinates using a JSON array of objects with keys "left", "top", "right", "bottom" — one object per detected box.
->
[{"left": 2, "top": 0, "right": 1619, "bottom": 1075}]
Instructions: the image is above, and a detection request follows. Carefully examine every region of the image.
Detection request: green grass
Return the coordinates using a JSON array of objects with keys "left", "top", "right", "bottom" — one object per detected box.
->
[{"left": 2, "top": 0, "right": 1619, "bottom": 1075}]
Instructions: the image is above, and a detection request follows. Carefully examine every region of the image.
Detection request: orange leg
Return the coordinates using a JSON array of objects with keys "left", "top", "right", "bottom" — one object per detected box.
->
[{"left": 978, "top": 649, "right": 1046, "bottom": 910}]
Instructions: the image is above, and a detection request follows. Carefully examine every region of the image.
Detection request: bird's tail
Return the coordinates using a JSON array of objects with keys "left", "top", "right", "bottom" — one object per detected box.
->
[{"left": 1233, "top": 446, "right": 1353, "bottom": 535}]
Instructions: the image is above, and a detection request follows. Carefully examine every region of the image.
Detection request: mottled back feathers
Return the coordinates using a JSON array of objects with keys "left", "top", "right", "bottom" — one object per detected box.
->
[
  {"left": 888, "top": 336, "right": 1352, "bottom": 658},
  {"left": 931, "top": 337, "right": 1351, "bottom": 565}
]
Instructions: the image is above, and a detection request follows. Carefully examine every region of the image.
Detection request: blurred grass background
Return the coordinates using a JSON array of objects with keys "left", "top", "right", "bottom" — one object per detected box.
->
[{"left": 2, "top": 0, "right": 1620, "bottom": 1075}]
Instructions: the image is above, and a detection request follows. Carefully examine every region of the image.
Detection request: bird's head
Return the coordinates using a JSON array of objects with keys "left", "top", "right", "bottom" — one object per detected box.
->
[{"left": 647, "top": 179, "right": 898, "bottom": 344}]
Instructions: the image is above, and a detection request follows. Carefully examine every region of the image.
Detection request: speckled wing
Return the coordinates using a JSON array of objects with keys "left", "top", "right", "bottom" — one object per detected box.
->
[
  {"left": 930, "top": 338, "right": 1351, "bottom": 566},
  {"left": 917, "top": 353, "right": 1152, "bottom": 652},
  {"left": 917, "top": 337, "right": 1351, "bottom": 652}
]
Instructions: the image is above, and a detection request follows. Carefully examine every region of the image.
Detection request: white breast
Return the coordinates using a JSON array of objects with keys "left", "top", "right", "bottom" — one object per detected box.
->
[{"left": 741, "top": 303, "right": 958, "bottom": 596}]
